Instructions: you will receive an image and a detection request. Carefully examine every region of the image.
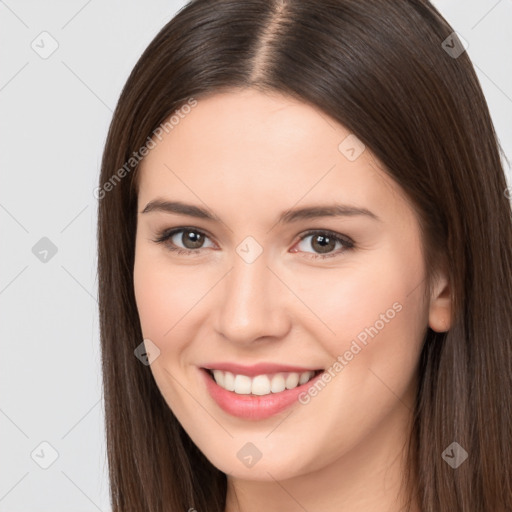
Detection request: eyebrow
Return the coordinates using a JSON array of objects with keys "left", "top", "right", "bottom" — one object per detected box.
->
[{"left": 141, "top": 199, "right": 381, "bottom": 223}]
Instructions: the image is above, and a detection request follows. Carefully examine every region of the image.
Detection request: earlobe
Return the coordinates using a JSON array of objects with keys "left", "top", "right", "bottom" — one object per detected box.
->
[{"left": 428, "top": 273, "right": 452, "bottom": 332}]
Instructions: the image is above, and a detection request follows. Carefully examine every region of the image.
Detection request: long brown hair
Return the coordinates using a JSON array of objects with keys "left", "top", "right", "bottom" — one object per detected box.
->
[{"left": 97, "top": 1, "right": 512, "bottom": 510}]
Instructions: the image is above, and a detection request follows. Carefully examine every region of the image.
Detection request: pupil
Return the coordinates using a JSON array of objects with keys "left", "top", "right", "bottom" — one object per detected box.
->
[
  {"left": 183, "top": 230, "right": 204, "bottom": 249},
  {"left": 313, "top": 235, "right": 334, "bottom": 254}
]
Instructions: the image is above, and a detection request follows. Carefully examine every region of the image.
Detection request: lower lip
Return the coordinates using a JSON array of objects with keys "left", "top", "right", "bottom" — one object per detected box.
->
[{"left": 201, "top": 368, "right": 323, "bottom": 420}]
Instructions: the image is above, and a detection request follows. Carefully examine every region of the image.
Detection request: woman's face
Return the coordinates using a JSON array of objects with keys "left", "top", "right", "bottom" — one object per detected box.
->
[{"left": 133, "top": 88, "right": 448, "bottom": 482}]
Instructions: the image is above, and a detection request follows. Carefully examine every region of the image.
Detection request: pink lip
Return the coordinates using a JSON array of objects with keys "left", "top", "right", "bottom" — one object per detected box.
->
[
  {"left": 202, "top": 362, "right": 321, "bottom": 377},
  {"left": 200, "top": 367, "right": 324, "bottom": 421}
]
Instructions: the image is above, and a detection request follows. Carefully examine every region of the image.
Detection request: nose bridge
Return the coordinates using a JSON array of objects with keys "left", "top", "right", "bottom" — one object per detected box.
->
[{"left": 215, "top": 248, "right": 289, "bottom": 344}]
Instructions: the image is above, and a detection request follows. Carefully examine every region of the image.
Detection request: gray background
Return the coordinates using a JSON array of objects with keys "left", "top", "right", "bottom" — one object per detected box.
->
[{"left": 0, "top": 1, "right": 511, "bottom": 510}]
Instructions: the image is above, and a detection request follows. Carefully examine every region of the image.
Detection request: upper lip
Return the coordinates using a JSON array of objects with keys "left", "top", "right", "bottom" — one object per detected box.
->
[{"left": 201, "top": 362, "right": 323, "bottom": 377}]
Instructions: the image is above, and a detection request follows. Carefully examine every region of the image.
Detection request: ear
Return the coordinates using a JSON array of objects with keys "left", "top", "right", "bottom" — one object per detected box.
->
[{"left": 428, "top": 270, "right": 452, "bottom": 333}]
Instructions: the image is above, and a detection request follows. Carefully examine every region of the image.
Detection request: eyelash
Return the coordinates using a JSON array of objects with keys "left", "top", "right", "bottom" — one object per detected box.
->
[{"left": 153, "top": 227, "right": 355, "bottom": 260}]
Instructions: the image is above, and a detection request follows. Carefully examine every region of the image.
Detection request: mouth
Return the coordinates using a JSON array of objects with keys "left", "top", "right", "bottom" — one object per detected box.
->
[
  {"left": 200, "top": 366, "right": 324, "bottom": 420},
  {"left": 203, "top": 368, "right": 323, "bottom": 395}
]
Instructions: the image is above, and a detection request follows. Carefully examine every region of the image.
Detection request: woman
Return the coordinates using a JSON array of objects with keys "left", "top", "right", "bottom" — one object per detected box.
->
[{"left": 97, "top": 0, "right": 512, "bottom": 510}]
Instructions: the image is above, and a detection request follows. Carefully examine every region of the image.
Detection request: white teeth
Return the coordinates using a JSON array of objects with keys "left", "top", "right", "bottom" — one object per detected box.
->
[
  {"left": 270, "top": 373, "right": 286, "bottom": 393},
  {"left": 212, "top": 370, "right": 224, "bottom": 388},
  {"left": 210, "top": 369, "right": 318, "bottom": 396},
  {"left": 251, "top": 375, "right": 271, "bottom": 395},
  {"left": 234, "top": 374, "right": 252, "bottom": 394},
  {"left": 285, "top": 372, "right": 299, "bottom": 389},
  {"left": 223, "top": 371, "right": 235, "bottom": 391},
  {"left": 299, "top": 371, "right": 312, "bottom": 385}
]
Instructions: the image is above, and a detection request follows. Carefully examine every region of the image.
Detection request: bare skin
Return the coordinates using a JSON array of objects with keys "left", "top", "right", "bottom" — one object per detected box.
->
[{"left": 133, "top": 88, "right": 451, "bottom": 512}]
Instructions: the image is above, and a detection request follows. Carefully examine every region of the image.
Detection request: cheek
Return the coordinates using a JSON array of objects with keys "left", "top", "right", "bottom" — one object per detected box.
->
[
  {"left": 308, "top": 245, "right": 427, "bottom": 372},
  {"left": 133, "top": 249, "right": 188, "bottom": 349},
  {"left": 133, "top": 249, "right": 200, "bottom": 408},
  {"left": 133, "top": 248, "right": 224, "bottom": 381},
  {"left": 133, "top": 248, "right": 200, "bottom": 340},
  {"left": 133, "top": 258, "right": 173, "bottom": 339}
]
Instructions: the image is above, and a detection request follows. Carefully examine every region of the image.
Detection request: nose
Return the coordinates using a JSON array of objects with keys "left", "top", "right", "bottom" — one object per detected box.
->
[{"left": 214, "top": 249, "right": 292, "bottom": 346}]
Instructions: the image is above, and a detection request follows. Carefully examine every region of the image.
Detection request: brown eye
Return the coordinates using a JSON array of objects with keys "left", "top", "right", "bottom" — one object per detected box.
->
[
  {"left": 310, "top": 234, "right": 337, "bottom": 254},
  {"left": 180, "top": 229, "right": 205, "bottom": 249},
  {"left": 154, "top": 227, "right": 215, "bottom": 255},
  {"left": 293, "top": 230, "right": 354, "bottom": 259}
]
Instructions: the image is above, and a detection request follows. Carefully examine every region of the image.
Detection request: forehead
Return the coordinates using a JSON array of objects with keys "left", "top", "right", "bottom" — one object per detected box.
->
[{"left": 137, "top": 89, "right": 411, "bottom": 223}]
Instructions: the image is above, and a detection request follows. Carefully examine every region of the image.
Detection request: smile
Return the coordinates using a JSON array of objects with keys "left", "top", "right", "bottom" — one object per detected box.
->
[
  {"left": 207, "top": 369, "right": 321, "bottom": 395},
  {"left": 200, "top": 364, "right": 324, "bottom": 420}
]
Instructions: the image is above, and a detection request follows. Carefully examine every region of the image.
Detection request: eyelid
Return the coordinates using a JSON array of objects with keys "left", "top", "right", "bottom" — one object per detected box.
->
[{"left": 294, "top": 228, "right": 354, "bottom": 246}]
